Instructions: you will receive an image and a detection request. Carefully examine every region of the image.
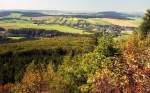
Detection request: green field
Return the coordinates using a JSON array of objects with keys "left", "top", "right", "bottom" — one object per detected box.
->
[
  {"left": 0, "top": 17, "right": 92, "bottom": 34},
  {"left": 0, "top": 22, "right": 89, "bottom": 34},
  {"left": 7, "top": 36, "right": 26, "bottom": 40},
  {"left": 0, "top": 16, "right": 142, "bottom": 35}
]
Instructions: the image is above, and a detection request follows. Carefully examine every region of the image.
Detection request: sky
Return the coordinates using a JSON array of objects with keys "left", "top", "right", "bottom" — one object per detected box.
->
[{"left": 0, "top": 0, "right": 149, "bottom": 12}]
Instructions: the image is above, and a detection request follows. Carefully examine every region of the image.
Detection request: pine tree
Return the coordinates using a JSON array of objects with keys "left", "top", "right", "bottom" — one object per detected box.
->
[{"left": 139, "top": 9, "right": 150, "bottom": 39}]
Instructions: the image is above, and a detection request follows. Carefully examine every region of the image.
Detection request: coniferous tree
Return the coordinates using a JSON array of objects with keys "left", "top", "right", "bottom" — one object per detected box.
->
[{"left": 139, "top": 9, "right": 150, "bottom": 39}]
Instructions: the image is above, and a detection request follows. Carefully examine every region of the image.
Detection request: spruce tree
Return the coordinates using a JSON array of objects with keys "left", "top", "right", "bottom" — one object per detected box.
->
[{"left": 139, "top": 9, "right": 150, "bottom": 39}]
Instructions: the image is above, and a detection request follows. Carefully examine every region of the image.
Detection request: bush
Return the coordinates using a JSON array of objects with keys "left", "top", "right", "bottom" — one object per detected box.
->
[{"left": 13, "top": 63, "right": 70, "bottom": 93}]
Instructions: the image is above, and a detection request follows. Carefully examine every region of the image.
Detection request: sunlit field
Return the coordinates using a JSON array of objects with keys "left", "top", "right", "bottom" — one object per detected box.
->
[
  {"left": 0, "top": 23, "right": 88, "bottom": 34},
  {"left": 101, "top": 18, "right": 142, "bottom": 27}
]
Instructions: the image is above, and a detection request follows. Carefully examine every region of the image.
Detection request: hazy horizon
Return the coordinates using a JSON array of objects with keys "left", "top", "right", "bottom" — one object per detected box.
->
[{"left": 0, "top": 0, "right": 149, "bottom": 12}]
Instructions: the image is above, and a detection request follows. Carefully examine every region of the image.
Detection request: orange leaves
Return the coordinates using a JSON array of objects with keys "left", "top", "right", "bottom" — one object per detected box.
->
[
  {"left": 13, "top": 63, "right": 69, "bottom": 93},
  {"left": 121, "top": 39, "right": 150, "bottom": 93},
  {"left": 91, "top": 36, "right": 150, "bottom": 93},
  {"left": 91, "top": 69, "right": 115, "bottom": 93},
  {"left": 0, "top": 83, "right": 14, "bottom": 93}
]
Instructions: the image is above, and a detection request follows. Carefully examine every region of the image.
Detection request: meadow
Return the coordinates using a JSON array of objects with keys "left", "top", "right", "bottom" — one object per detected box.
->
[
  {"left": 31, "top": 16, "right": 141, "bottom": 27},
  {"left": 0, "top": 16, "right": 142, "bottom": 37},
  {"left": 0, "top": 22, "right": 87, "bottom": 34}
]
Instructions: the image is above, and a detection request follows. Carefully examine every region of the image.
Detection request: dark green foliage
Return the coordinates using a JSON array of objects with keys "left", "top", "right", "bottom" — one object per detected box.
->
[
  {"left": 0, "top": 49, "right": 65, "bottom": 84},
  {"left": 8, "top": 28, "right": 68, "bottom": 38},
  {"left": 0, "top": 36, "right": 96, "bottom": 84},
  {"left": 139, "top": 9, "right": 150, "bottom": 39},
  {"left": 0, "top": 36, "right": 8, "bottom": 43},
  {"left": 58, "top": 34, "right": 118, "bottom": 92},
  {"left": 6, "top": 28, "right": 93, "bottom": 39},
  {"left": 96, "top": 34, "right": 117, "bottom": 57}
]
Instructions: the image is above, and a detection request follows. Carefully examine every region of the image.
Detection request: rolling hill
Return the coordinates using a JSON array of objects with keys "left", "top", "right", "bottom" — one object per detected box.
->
[
  {"left": 0, "top": 11, "right": 49, "bottom": 17},
  {"left": 0, "top": 10, "right": 143, "bottom": 19}
]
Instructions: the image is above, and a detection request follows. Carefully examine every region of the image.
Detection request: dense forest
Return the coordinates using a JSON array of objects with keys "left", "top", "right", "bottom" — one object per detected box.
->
[
  {"left": 7, "top": 28, "right": 75, "bottom": 38},
  {"left": 0, "top": 10, "right": 150, "bottom": 93}
]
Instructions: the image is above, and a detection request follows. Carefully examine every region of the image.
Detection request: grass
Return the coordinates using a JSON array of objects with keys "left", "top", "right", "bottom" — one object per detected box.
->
[
  {"left": 0, "top": 36, "right": 96, "bottom": 54},
  {"left": 7, "top": 36, "right": 26, "bottom": 40},
  {"left": 0, "top": 16, "right": 142, "bottom": 35},
  {"left": 31, "top": 16, "right": 142, "bottom": 27},
  {"left": 101, "top": 18, "right": 143, "bottom": 27},
  {"left": 130, "top": 18, "right": 143, "bottom": 26},
  {"left": 0, "top": 22, "right": 90, "bottom": 34},
  {"left": 53, "top": 17, "right": 80, "bottom": 25},
  {"left": 0, "top": 17, "right": 90, "bottom": 34},
  {"left": 0, "top": 18, "right": 32, "bottom": 23}
]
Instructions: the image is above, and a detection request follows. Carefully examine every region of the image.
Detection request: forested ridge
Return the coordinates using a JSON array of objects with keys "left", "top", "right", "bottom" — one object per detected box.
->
[{"left": 0, "top": 10, "right": 150, "bottom": 93}]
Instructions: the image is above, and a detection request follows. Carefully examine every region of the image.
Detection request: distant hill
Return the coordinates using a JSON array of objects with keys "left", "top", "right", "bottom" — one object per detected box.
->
[
  {"left": 0, "top": 11, "right": 49, "bottom": 17},
  {"left": 0, "top": 10, "right": 144, "bottom": 19},
  {"left": 94, "top": 11, "right": 132, "bottom": 19},
  {"left": 73, "top": 11, "right": 144, "bottom": 19},
  {"left": 45, "top": 11, "right": 143, "bottom": 19}
]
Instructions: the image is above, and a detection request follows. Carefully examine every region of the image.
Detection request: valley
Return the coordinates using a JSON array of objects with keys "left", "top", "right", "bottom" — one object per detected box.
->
[
  {"left": 0, "top": 11, "right": 142, "bottom": 41},
  {"left": 0, "top": 9, "right": 149, "bottom": 93}
]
